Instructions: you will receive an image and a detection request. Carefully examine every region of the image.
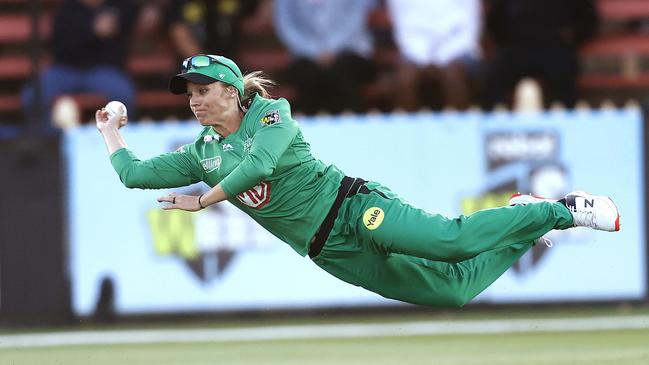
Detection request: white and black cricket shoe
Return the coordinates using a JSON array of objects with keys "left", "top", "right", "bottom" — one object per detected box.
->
[{"left": 564, "top": 191, "right": 620, "bottom": 232}]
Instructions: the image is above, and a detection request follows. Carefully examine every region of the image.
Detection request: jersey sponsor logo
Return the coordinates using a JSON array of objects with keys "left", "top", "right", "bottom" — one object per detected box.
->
[
  {"left": 176, "top": 145, "right": 186, "bottom": 153},
  {"left": 363, "top": 207, "right": 385, "bottom": 230},
  {"left": 260, "top": 110, "right": 280, "bottom": 126},
  {"left": 200, "top": 156, "right": 222, "bottom": 173},
  {"left": 222, "top": 143, "right": 234, "bottom": 152},
  {"left": 237, "top": 181, "right": 271, "bottom": 209}
]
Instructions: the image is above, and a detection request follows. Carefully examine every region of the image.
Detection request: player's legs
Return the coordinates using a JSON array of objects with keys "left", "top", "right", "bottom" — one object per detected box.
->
[
  {"left": 340, "top": 181, "right": 573, "bottom": 263},
  {"left": 313, "top": 236, "right": 532, "bottom": 307}
]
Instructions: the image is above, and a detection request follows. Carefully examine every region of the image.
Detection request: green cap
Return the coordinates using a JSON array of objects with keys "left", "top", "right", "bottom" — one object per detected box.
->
[{"left": 169, "top": 55, "right": 244, "bottom": 96}]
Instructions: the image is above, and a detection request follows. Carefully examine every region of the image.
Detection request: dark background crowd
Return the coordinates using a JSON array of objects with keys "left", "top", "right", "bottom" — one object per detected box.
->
[{"left": 0, "top": 0, "right": 647, "bottom": 129}]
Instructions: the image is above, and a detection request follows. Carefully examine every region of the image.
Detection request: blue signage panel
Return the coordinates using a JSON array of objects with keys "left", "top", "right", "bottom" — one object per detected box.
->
[{"left": 65, "top": 108, "right": 645, "bottom": 315}]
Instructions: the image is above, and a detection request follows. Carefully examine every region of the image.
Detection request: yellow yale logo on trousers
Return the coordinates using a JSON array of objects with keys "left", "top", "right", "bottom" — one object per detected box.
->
[{"left": 363, "top": 207, "right": 385, "bottom": 230}]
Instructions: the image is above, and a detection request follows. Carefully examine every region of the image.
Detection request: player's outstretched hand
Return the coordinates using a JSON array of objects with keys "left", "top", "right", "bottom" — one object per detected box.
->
[
  {"left": 95, "top": 109, "right": 127, "bottom": 132},
  {"left": 158, "top": 192, "right": 203, "bottom": 212}
]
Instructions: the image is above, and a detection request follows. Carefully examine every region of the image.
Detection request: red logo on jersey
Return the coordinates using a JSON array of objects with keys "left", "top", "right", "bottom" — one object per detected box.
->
[{"left": 237, "top": 182, "right": 271, "bottom": 209}]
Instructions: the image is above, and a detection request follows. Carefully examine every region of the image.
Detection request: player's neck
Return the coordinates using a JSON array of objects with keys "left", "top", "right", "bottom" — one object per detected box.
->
[{"left": 211, "top": 109, "right": 243, "bottom": 138}]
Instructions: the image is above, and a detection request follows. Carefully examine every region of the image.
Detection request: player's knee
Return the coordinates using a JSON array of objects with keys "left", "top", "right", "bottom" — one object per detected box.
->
[
  {"left": 419, "top": 291, "right": 471, "bottom": 308},
  {"left": 446, "top": 293, "right": 471, "bottom": 308}
]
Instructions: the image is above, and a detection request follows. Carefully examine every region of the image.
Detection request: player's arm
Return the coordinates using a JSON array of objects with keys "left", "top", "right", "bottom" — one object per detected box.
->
[
  {"left": 96, "top": 109, "right": 202, "bottom": 189},
  {"left": 110, "top": 148, "right": 201, "bottom": 189},
  {"left": 219, "top": 99, "right": 297, "bottom": 198},
  {"left": 159, "top": 100, "right": 297, "bottom": 212}
]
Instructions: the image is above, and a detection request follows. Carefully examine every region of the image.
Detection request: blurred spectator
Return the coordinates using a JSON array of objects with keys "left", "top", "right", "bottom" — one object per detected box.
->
[
  {"left": 93, "top": 276, "right": 116, "bottom": 323},
  {"left": 137, "top": 0, "right": 169, "bottom": 35},
  {"left": 274, "top": 0, "right": 378, "bottom": 114},
  {"left": 21, "top": 0, "right": 140, "bottom": 129},
  {"left": 483, "top": 0, "right": 598, "bottom": 109},
  {"left": 165, "top": 0, "right": 263, "bottom": 60},
  {"left": 387, "top": 0, "right": 481, "bottom": 111}
]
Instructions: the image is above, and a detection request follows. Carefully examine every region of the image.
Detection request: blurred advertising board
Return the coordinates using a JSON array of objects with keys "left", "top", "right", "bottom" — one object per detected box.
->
[{"left": 65, "top": 108, "right": 645, "bottom": 315}]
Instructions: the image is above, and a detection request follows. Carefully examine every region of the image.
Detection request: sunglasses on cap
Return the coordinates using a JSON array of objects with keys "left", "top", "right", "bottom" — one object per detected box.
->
[{"left": 181, "top": 54, "right": 240, "bottom": 77}]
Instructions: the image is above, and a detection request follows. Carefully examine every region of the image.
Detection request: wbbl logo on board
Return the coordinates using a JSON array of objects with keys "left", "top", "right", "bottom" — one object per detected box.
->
[
  {"left": 152, "top": 141, "right": 270, "bottom": 283},
  {"left": 460, "top": 130, "right": 573, "bottom": 276}
]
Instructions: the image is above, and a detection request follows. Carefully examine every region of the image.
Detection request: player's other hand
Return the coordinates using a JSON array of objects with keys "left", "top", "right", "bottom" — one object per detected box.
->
[
  {"left": 95, "top": 109, "right": 127, "bottom": 132},
  {"left": 157, "top": 192, "right": 203, "bottom": 212}
]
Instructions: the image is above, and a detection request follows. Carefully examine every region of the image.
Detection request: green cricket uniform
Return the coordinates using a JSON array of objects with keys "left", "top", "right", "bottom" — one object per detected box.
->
[{"left": 110, "top": 93, "right": 574, "bottom": 307}]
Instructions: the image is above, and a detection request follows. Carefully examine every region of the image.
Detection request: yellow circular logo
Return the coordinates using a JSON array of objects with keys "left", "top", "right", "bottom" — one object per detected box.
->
[{"left": 363, "top": 207, "right": 385, "bottom": 230}]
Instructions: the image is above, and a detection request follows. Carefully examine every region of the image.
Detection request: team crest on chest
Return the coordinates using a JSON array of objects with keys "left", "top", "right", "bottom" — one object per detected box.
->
[
  {"left": 200, "top": 156, "right": 222, "bottom": 173},
  {"left": 260, "top": 110, "right": 280, "bottom": 126},
  {"left": 237, "top": 181, "right": 271, "bottom": 209}
]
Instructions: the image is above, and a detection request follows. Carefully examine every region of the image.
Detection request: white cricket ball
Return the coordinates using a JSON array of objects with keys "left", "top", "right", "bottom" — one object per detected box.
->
[{"left": 105, "top": 100, "right": 127, "bottom": 119}]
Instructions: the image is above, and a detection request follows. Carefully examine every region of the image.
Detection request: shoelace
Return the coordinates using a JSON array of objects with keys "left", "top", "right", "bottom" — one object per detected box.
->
[
  {"left": 536, "top": 236, "right": 553, "bottom": 247},
  {"left": 569, "top": 206, "right": 597, "bottom": 229}
]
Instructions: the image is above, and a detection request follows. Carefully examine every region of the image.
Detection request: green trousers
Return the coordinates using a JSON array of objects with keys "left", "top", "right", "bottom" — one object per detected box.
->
[{"left": 312, "top": 182, "right": 574, "bottom": 307}]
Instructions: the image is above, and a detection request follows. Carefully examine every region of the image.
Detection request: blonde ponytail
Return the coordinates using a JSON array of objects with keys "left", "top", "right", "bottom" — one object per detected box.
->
[{"left": 242, "top": 71, "right": 276, "bottom": 101}]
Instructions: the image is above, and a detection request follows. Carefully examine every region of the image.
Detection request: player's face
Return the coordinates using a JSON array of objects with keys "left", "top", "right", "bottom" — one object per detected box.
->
[{"left": 186, "top": 81, "right": 237, "bottom": 126}]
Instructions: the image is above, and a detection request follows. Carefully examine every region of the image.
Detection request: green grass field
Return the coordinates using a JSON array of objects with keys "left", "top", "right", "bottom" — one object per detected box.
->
[
  {"left": 2, "top": 329, "right": 649, "bottom": 365},
  {"left": 2, "top": 308, "right": 649, "bottom": 365}
]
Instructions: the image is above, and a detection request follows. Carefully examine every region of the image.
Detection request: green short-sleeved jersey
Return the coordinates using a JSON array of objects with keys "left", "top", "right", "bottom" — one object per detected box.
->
[{"left": 110, "top": 94, "right": 344, "bottom": 256}]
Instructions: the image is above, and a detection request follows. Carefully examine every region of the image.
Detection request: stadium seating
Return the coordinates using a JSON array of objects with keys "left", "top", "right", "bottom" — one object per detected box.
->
[
  {"left": 579, "top": 0, "right": 649, "bottom": 101},
  {"left": 1, "top": 0, "right": 649, "bottom": 126}
]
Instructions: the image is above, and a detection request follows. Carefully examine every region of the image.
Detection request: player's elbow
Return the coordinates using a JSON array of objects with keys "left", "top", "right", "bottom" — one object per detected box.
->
[
  {"left": 122, "top": 178, "right": 141, "bottom": 189},
  {"left": 121, "top": 177, "right": 141, "bottom": 189},
  {"left": 118, "top": 169, "right": 145, "bottom": 189}
]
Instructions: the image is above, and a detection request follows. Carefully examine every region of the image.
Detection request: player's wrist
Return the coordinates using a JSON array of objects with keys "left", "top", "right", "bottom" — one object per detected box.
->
[
  {"left": 198, "top": 194, "right": 206, "bottom": 209},
  {"left": 100, "top": 124, "right": 121, "bottom": 135}
]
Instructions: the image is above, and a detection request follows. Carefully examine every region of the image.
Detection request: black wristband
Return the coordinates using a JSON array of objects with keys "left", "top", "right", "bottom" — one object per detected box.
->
[{"left": 198, "top": 194, "right": 206, "bottom": 209}]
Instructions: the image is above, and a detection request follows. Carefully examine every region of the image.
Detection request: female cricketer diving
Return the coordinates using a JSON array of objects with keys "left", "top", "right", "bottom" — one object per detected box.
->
[{"left": 96, "top": 54, "right": 620, "bottom": 307}]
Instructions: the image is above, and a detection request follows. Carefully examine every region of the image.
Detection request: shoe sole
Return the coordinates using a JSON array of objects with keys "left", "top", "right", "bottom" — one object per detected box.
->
[{"left": 601, "top": 195, "right": 621, "bottom": 232}]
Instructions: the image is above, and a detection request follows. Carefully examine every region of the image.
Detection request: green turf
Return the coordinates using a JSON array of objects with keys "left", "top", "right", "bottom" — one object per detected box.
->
[
  {"left": 3, "top": 304, "right": 648, "bottom": 335},
  {"left": 2, "top": 329, "right": 649, "bottom": 365}
]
